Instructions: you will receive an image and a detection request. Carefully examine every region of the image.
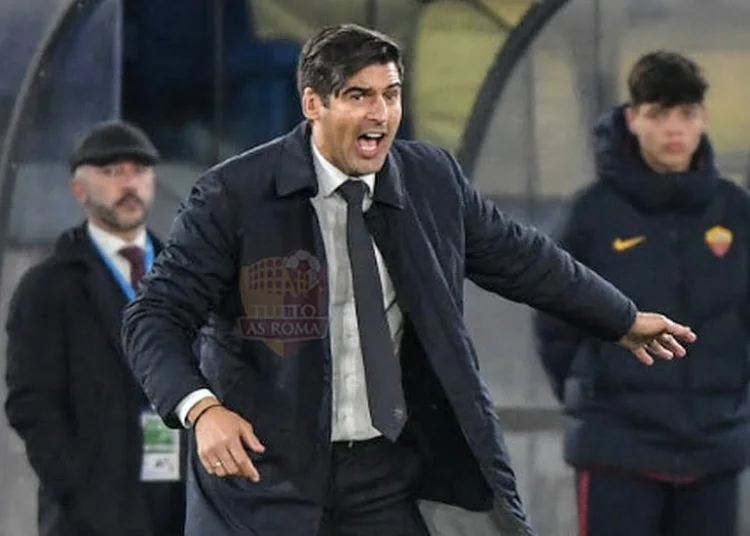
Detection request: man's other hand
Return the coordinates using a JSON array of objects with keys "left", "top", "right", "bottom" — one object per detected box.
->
[
  {"left": 188, "top": 399, "right": 266, "bottom": 481},
  {"left": 618, "top": 312, "right": 698, "bottom": 365}
]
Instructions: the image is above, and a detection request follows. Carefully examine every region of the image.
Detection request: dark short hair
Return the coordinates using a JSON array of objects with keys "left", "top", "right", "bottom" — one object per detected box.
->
[
  {"left": 627, "top": 51, "right": 708, "bottom": 107},
  {"left": 296, "top": 23, "right": 403, "bottom": 104}
]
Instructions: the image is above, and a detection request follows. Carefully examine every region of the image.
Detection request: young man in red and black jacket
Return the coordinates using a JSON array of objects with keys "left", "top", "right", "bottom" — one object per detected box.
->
[{"left": 534, "top": 51, "right": 750, "bottom": 536}]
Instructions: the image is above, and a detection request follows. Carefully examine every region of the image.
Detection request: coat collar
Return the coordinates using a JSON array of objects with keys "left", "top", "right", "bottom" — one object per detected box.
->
[
  {"left": 53, "top": 222, "right": 162, "bottom": 265},
  {"left": 53, "top": 223, "right": 162, "bottom": 355},
  {"left": 274, "top": 121, "right": 405, "bottom": 209}
]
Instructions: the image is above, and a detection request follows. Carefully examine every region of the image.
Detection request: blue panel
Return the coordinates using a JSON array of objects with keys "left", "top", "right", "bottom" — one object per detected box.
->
[{"left": 121, "top": 0, "right": 301, "bottom": 163}]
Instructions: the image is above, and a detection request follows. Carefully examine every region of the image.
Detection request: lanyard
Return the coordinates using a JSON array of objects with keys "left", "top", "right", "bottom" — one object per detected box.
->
[{"left": 92, "top": 234, "right": 155, "bottom": 301}]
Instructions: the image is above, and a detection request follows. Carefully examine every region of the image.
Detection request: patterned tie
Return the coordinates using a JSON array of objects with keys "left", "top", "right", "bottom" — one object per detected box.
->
[
  {"left": 119, "top": 245, "right": 146, "bottom": 290},
  {"left": 337, "top": 179, "right": 407, "bottom": 441}
]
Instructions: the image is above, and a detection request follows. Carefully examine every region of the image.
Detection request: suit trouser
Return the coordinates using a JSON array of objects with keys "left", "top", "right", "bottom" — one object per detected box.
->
[
  {"left": 317, "top": 436, "right": 429, "bottom": 536},
  {"left": 576, "top": 468, "right": 739, "bottom": 536}
]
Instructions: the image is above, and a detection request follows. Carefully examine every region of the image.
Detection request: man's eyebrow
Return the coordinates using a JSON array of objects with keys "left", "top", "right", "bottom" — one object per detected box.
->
[
  {"left": 341, "top": 86, "right": 370, "bottom": 96},
  {"left": 341, "top": 82, "right": 402, "bottom": 95}
]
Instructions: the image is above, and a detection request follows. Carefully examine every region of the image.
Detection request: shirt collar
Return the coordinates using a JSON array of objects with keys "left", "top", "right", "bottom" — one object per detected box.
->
[
  {"left": 310, "top": 140, "right": 376, "bottom": 198},
  {"left": 87, "top": 220, "right": 147, "bottom": 259}
]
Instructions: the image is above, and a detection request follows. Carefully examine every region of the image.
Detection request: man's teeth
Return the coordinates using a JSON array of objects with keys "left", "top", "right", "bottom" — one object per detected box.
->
[{"left": 362, "top": 133, "right": 384, "bottom": 139}]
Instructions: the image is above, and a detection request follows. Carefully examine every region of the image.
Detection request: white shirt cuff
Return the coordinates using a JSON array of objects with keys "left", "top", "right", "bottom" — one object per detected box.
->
[{"left": 176, "top": 389, "right": 217, "bottom": 428}]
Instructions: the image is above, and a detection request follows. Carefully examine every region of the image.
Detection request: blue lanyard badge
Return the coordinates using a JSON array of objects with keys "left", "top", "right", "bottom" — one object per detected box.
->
[{"left": 92, "top": 235, "right": 155, "bottom": 301}]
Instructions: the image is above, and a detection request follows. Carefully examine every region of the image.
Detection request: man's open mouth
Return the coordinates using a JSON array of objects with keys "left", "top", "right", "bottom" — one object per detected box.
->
[{"left": 356, "top": 132, "right": 386, "bottom": 158}]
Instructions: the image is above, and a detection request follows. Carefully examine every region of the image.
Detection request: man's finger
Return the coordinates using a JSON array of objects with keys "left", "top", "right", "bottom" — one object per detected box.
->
[
  {"left": 240, "top": 422, "right": 266, "bottom": 454},
  {"left": 228, "top": 439, "right": 259, "bottom": 481},
  {"left": 199, "top": 449, "right": 219, "bottom": 474},
  {"left": 215, "top": 450, "right": 241, "bottom": 476},
  {"left": 634, "top": 347, "right": 654, "bottom": 366},
  {"left": 647, "top": 340, "right": 674, "bottom": 360},
  {"left": 665, "top": 321, "right": 697, "bottom": 343},
  {"left": 209, "top": 458, "right": 226, "bottom": 477},
  {"left": 659, "top": 334, "right": 687, "bottom": 358}
]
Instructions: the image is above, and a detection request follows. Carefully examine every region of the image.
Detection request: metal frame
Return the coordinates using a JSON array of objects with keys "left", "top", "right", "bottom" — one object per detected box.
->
[
  {"left": 0, "top": 0, "right": 104, "bottom": 274},
  {"left": 456, "top": 0, "right": 570, "bottom": 178}
]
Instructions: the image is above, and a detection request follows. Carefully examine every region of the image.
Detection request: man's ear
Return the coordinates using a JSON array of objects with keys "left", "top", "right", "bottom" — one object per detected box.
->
[
  {"left": 70, "top": 173, "right": 87, "bottom": 205},
  {"left": 699, "top": 104, "right": 709, "bottom": 129},
  {"left": 624, "top": 104, "right": 638, "bottom": 135},
  {"left": 302, "top": 88, "right": 323, "bottom": 121}
]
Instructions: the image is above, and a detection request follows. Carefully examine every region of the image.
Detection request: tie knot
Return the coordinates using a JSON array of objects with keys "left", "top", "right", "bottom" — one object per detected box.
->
[
  {"left": 337, "top": 179, "right": 368, "bottom": 207},
  {"left": 119, "top": 245, "right": 145, "bottom": 266}
]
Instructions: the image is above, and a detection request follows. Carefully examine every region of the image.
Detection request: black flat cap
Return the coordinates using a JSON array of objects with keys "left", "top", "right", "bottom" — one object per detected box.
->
[{"left": 70, "top": 120, "right": 160, "bottom": 172}]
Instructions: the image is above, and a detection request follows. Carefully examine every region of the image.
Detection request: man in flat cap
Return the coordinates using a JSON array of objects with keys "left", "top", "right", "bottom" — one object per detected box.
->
[{"left": 4, "top": 120, "right": 185, "bottom": 536}]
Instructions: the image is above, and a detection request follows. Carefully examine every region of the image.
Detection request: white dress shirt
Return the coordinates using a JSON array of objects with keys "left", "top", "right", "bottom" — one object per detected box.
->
[
  {"left": 175, "top": 142, "right": 405, "bottom": 441},
  {"left": 309, "top": 142, "right": 404, "bottom": 441},
  {"left": 87, "top": 221, "right": 147, "bottom": 286}
]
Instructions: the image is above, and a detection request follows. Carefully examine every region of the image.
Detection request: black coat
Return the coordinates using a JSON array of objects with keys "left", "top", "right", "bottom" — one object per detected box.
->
[
  {"left": 534, "top": 105, "right": 750, "bottom": 478},
  {"left": 122, "top": 121, "right": 635, "bottom": 536},
  {"left": 4, "top": 225, "right": 185, "bottom": 536}
]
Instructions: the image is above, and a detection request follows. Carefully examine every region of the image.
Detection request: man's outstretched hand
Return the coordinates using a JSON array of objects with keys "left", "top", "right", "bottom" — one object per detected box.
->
[{"left": 618, "top": 312, "right": 697, "bottom": 365}]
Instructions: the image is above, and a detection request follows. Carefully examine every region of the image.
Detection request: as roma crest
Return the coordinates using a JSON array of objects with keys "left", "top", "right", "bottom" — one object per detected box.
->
[
  {"left": 704, "top": 225, "right": 733, "bottom": 258},
  {"left": 238, "top": 250, "right": 329, "bottom": 357}
]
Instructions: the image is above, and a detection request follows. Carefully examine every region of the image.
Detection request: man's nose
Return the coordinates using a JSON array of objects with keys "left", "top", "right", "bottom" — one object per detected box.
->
[
  {"left": 367, "top": 96, "right": 388, "bottom": 122},
  {"left": 664, "top": 113, "right": 685, "bottom": 134}
]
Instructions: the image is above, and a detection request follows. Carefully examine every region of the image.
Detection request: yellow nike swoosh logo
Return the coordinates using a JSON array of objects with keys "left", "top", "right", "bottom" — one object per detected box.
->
[{"left": 613, "top": 236, "right": 646, "bottom": 252}]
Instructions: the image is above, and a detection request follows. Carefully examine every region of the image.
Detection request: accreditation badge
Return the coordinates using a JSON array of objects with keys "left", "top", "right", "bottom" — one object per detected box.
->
[{"left": 140, "top": 410, "right": 180, "bottom": 482}]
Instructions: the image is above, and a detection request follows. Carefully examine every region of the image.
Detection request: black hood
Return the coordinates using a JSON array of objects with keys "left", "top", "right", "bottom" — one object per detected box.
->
[{"left": 593, "top": 104, "right": 718, "bottom": 213}]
